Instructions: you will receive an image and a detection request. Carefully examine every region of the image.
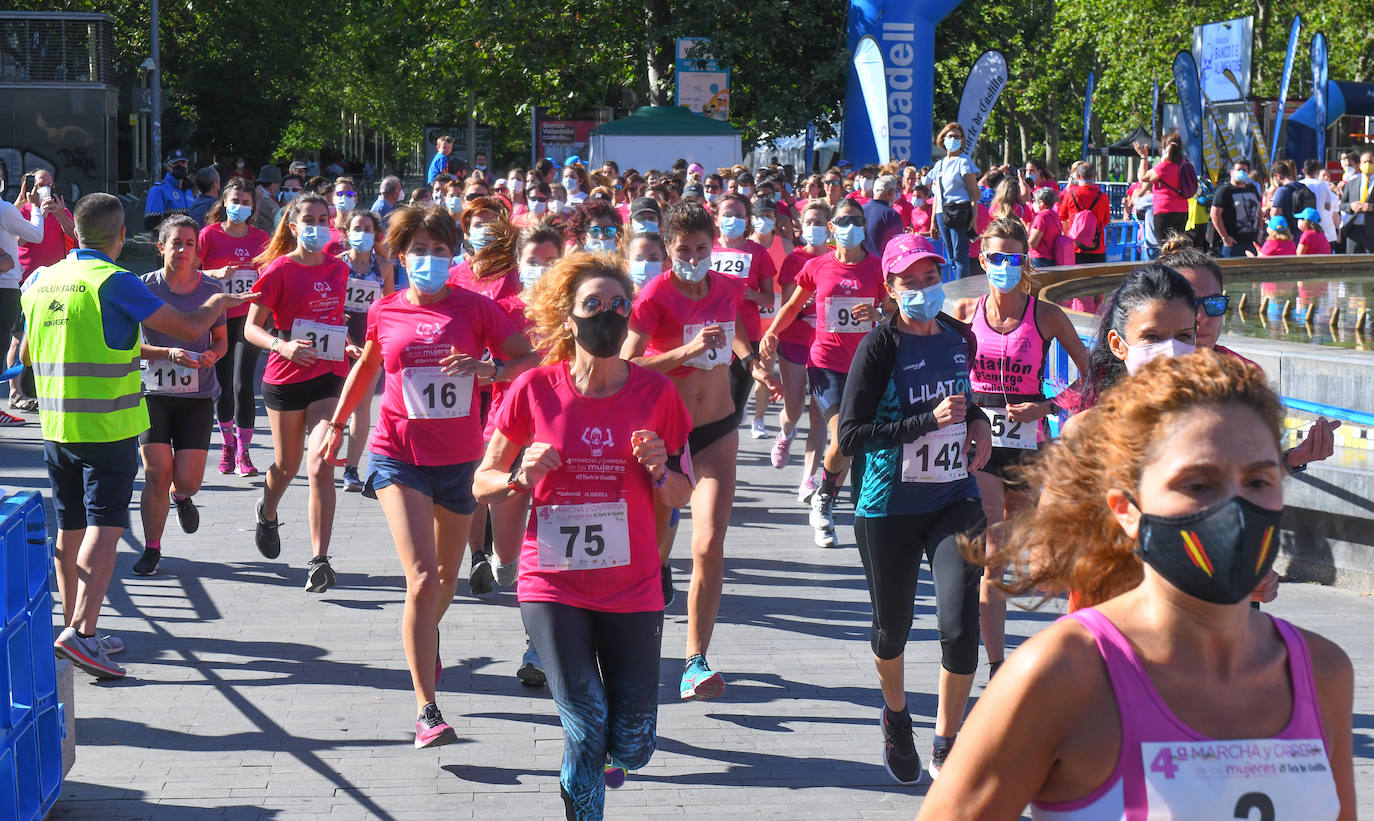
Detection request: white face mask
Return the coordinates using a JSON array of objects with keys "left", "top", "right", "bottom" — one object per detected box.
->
[{"left": 1125, "top": 338, "right": 1195, "bottom": 375}]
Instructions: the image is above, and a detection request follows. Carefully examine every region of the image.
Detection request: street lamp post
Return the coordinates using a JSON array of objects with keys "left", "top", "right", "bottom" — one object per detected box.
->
[{"left": 150, "top": 0, "right": 162, "bottom": 183}]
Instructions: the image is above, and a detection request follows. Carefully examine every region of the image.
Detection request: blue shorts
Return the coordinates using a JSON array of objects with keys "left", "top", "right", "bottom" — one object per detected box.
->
[
  {"left": 43, "top": 437, "right": 139, "bottom": 529},
  {"left": 807, "top": 366, "right": 848, "bottom": 417},
  {"left": 362, "top": 453, "right": 478, "bottom": 515}
]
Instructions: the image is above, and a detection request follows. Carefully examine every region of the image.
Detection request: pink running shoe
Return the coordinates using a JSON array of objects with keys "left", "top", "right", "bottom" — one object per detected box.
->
[
  {"left": 218, "top": 441, "right": 235, "bottom": 475},
  {"left": 770, "top": 431, "right": 793, "bottom": 469},
  {"left": 414, "top": 702, "right": 457, "bottom": 749},
  {"left": 236, "top": 450, "right": 258, "bottom": 477}
]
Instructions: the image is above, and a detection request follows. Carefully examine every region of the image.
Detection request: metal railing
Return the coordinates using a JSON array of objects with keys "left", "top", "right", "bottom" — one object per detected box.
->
[{"left": 0, "top": 12, "right": 114, "bottom": 85}]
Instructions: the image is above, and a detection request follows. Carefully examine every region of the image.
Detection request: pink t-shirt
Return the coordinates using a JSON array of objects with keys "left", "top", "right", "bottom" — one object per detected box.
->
[
  {"left": 198, "top": 222, "right": 270, "bottom": 318},
  {"left": 252, "top": 255, "right": 351, "bottom": 385},
  {"left": 969, "top": 202, "right": 993, "bottom": 259},
  {"left": 794, "top": 252, "right": 885, "bottom": 372},
  {"left": 1259, "top": 238, "right": 1297, "bottom": 257},
  {"left": 447, "top": 259, "right": 521, "bottom": 302},
  {"left": 323, "top": 226, "right": 347, "bottom": 257},
  {"left": 630, "top": 270, "right": 746, "bottom": 379},
  {"left": 909, "top": 205, "right": 933, "bottom": 236},
  {"left": 891, "top": 195, "right": 914, "bottom": 229},
  {"left": 496, "top": 363, "right": 692, "bottom": 613},
  {"left": 17, "top": 203, "right": 72, "bottom": 276},
  {"left": 1298, "top": 229, "right": 1332, "bottom": 255},
  {"left": 711, "top": 240, "right": 775, "bottom": 342},
  {"left": 1029, "top": 208, "right": 1063, "bottom": 259},
  {"left": 1150, "top": 161, "right": 1190, "bottom": 213},
  {"left": 366, "top": 287, "right": 519, "bottom": 466},
  {"left": 776, "top": 247, "right": 823, "bottom": 347}
]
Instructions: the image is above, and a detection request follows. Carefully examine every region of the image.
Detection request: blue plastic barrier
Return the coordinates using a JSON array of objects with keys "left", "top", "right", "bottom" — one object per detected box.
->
[{"left": 0, "top": 491, "right": 61, "bottom": 821}]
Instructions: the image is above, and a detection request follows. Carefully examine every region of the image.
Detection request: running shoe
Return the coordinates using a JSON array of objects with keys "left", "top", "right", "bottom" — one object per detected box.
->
[
  {"left": 680, "top": 654, "right": 724, "bottom": 701},
  {"left": 517, "top": 638, "right": 546, "bottom": 687},
  {"left": 495, "top": 560, "right": 518, "bottom": 588},
  {"left": 0, "top": 409, "right": 25, "bottom": 426},
  {"left": 797, "top": 474, "right": 817, "bottom": 506},
  {"left": 342, "top": 465, "right": 363, "bottom": 493},
  {"left": 217, "top": 440, "right": 236, "bottom": 475},
  {"left": 132, "top": 547, "right": 161, "bottom": 576},
  {"left": 305, "top": 555, "right": 336, "bottom": 593},
  {"left": 236, "top": 451, "right": 258, "bottom": 477},
  {"left": 414, "top": 702, "right": 457, "bottom": 749},
  {"left": 750, "top": 418, "right": 767, "bottom": 439},
  {"left": 928, "top": 741, "right": 952, "bottom": 781},
  {"left": 53, "top": 626, "right": 126, "bottom": 679},
  {"left": 770, "top": 431, "right": 793, "bottom": 469},
  {"left": 661, "top": 563, "right": 674, "bottom": 608},
  {"left": 98, "top": 634, "right": 125, "bottom": 655},
  {"left": 469, "top": 551, "right": 495, "bottom": 596},
  {"left": 173, "top": 495, "right": 199, "bottom": 534},
  {"left": 809, "top": 489, "right": 838, "bottom": 548},
  {"left": 254, "top": 498, "right": 281, "bottom": 559},
  {"left": 604, "top": 762, "right": 627, "bottom": 789},
  {"left": 881, "top": 706, "right": 923, "bottom": 785}
]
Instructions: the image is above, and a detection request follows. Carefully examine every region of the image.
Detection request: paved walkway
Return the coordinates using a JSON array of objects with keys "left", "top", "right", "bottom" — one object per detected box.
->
[{"left": 2, "top": 401, "right": 1372, "bottom": 820}]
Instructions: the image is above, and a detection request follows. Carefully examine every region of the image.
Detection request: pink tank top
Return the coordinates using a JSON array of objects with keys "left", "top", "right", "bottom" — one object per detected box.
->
[
  {"left": 1031, "top": 608, "right": 1340, "bottom": 821},
  {"left": 970, "top": 294, "right": 1047, "bottom": 399}
]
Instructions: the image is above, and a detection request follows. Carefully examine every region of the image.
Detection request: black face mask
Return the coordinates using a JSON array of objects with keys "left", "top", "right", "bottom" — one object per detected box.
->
[
  {"left": 170, "top": 166, "right": 188, "bottom": 181},
  {"left": 1136, "top": 496, "right": 1283, "bottom": 605},
  {"left": 571, "top": 311, "right": 628, "bottom": 359}
]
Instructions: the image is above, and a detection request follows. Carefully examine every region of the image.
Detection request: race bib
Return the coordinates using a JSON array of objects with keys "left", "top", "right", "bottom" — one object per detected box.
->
[
  {"left": 399, "top": 367, "right": 474, "bottom": 420},
  {"left": 901, "top": 423, "right": 968, "bottom": 483},
  {"left": 1142, "top": 739, "right": 1339, "bottom": 821},
  {"left": 986, "top": 407, "right": 1037, "bottom": 451},
  {"left": 141, "top": 360, "right": 198, "bottom": 395},
  {"left": 534, "top": 501, "right": 632, "bottom": 571},
  {"left": 222, "top": 267, "right": 257, "bottom": 296},
  {"left": 344, "top": 278, "right": 381, "bottom": 314},
  {"left": 709, "top": 251, "right": 751, "bottom": 278},
  {"left": 824, "top": 296, "right": 873, "bottom": 333},
  {"left": 290, "top": 318, "right": 347, "bottom": 362},
  {"left": 682, "top": 320, "right": 735, "bottom": 370},
  {"left": 758, "top": 290, "right": 781, "bottom": 320}
]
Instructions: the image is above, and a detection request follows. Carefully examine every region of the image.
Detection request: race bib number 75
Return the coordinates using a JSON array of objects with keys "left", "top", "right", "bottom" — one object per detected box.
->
[{"left": 535, "top": 501, "right": 632, "bottom": 571}]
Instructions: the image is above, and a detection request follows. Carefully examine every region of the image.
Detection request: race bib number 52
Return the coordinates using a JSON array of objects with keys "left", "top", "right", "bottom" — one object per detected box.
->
[
  {"left": 986, "top": 407, "right": 1037, "bottom": 451},
  {"left": 535, "top": 501, "right": 632, "bottom": 571}
]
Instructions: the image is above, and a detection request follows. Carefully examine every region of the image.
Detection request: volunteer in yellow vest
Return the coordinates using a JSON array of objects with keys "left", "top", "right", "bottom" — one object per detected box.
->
[{"left": 19, "top": 193, "right": 250, "bottom": 680}]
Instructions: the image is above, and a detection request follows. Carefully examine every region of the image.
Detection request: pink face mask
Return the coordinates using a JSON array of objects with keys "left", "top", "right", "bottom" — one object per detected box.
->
[{"left": 1125, "top": 338, "right": 1195, "bottom": 375}]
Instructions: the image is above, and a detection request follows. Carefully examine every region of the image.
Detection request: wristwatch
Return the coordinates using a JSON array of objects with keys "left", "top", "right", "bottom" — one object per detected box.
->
[
  {"left": 507, "top": 462, "right": 528, "bottom": 492},
  {"left": 490, "top": 359, "right": 505, "bottom": 381}
]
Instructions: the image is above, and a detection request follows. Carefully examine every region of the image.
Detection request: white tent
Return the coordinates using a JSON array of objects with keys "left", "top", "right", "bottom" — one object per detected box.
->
[{"left": 590, "top": 106, "right": 742, "bottom": 171}]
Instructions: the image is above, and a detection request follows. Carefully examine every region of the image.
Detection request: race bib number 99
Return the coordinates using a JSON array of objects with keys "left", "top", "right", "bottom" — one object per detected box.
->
[
  {"left": 824, "top": 296, "right": 873, "bottom": 333},
  {"left": 400, "top": 367, "right": 473, "bottom": 420},
  {"left": 682, "top": 320, "right": 735, "bottom": 370},
  {"left": 344, "top": 279, "right": 381, "bottom": 313},
  {"left": 290, "top": 318, "right": 347, "bottom": 362},
  {"left": 1142, "top": 739, "right": 1339, "bottom": 821},
  {"left": 986, "top": 407, "right": 1037, "bottom": 451},
  {"left": 142, "top": 361, "right": 198, "bottom": 395},
  {"left": 710, "top": 251, "right": 750, "bottom": 278},
  {"left": 901, "top": 423, "right": 968, "bottom": 483},
  {"left": 535, "top": 501, "right": 632, "bottom": 571}
]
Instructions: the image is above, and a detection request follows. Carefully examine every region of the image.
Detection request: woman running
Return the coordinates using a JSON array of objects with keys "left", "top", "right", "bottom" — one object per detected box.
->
[
  {"left": 838, "top": 233, "right": 992, "bottom": 785},
  {"left": 769, "top": 200, "right": 830, "bottom": 503},
  {"left": 947, "top": 218, "right": 1089, "bottom": 676},
  {"left": 761, "top": 197, "right": 884, "bottom": 548},
  {"left": 199, "top": 178, "right": 270, "bottom": 477},
  {"left": 474, "top": 253, "right": 693, "bottom": 820},
  {"left": 621, "top": 200, "right": 779, "bottom": 700},
  {"left": 319, "top": 204, "right": 537, "bottom": 748},
  {"left": 917, "top": 352, "right": 1354, "bottom": 819},
  {"left": 337, "top": 210, "right": 395, "bottom": 492},
  {"left": 132, "top": 216, "right": 228, "bottom": 576},
  {"left": 243, "top": 193, "right": 350, "bottom": 591},
  {"left": 711, "top": 193, "right": 776, "bottom": 435}
]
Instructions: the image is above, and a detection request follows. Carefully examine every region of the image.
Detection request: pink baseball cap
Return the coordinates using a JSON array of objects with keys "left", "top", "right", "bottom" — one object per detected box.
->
[
  {"left": 688, "top": 162, "right": 704, "bottom": 175},
  {"left": 881, "top": 233, "right": 946, "bottom": 275}
]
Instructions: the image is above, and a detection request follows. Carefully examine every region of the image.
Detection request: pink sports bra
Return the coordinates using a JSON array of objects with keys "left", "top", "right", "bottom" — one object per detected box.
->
[
  {"left": 1030, "top": 608, "right": 1340, "bottom": 821},
  {"left": 969, "top": 294, "right": 1048, "bottom": 400}
]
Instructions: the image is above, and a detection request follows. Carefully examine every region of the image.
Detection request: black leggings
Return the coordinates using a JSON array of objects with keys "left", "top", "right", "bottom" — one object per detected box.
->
[
  {"left": 727, "top": 341, "right": 760, "bottom": 425},
  {"left": 522, "top": 601, "right": 662, "bottom": 821},
  {"left": 215, "top": 315, "right": 261, "bottom": 428},
  {"left": 1153, "top": 211, "right": 1190, "bottom": 243},
  {"left": 854, "top": 499, "right": 985, "bottom": 674}
]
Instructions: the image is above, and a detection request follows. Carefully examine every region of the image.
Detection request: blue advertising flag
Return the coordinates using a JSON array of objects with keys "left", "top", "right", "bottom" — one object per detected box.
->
[
  {"left": 1081, "top": 71, "right": 1095, "bottom": 163},
  {"left": 1312, "top": 32, "right": 1329, "bottom": 164},
  {"left": 1272, "top": 15, "right": 1302, "bottom": 164},
  {"left": 1172, "top": 52, "right": 1205, "bottom": 172}
]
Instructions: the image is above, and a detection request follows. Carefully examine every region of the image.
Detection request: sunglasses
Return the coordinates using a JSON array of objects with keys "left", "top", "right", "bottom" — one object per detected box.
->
[
  {"left": 1196, "top": 294, "right": 1231, "bottom": 318},
  {"left": 335, "top": 190, "right": 356, "bottom": 198},
  {"left": 586, "top": 226, "right": 619, "bottom": 239},
  {"left": 579, "top": 295, "right": 632, "bottom": 316},
  {"left": 985, "top": 252, "right": 1024, "bottom": 266},
  {"left": 832, "top": 215, "right": 865, "bottom": 227},
  {"left": 824, "top": 179, "right": 842, "bottom": 187},
  {"left": 464, "top": 193, "right": 486, "bottom": 201}
]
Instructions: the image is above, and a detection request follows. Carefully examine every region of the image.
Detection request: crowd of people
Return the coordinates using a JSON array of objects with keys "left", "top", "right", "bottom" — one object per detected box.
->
[{"left": 0, "top": 123, "right": 1358, "bottom": 820}]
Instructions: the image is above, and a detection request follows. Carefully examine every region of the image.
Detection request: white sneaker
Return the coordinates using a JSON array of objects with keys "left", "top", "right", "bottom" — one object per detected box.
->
[
  {"left": 813, "top": 523, "right": 838, "bottom": 548},
  {"left": 750, "top": 418, "right": 767, "bottom": 439},
  {"left": 809, "top": 488, "right": 835, "bottom": 531}
]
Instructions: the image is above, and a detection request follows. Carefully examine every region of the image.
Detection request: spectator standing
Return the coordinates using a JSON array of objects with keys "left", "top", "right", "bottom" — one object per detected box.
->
[
  {"left": 0, "top": 171, "right": 47, "bottom": 424},
  {"left": 1300, "top": 158, "right": 1341, "bottom": 247},
  {"left": 188, "top": 167, "right": 220, "bottom": 226},
  {"left": 254, "top": 165, "right": 282, "bottom": 233},
  {"left": 371, "top": 176, "right": 403, "bottom": 226},
  {"left": 1209, "top": 160, "right": 1263, "bottom": 258},
  {"left": 930, "top": 122, "right": 980, "bottom": 278},
  {"left": 861, "top": 175, "right": 905, "bottom": 258},
  {"left": 1339, "top": 150, "right": 1374, "bottom": 254},
  {"left": 1057, "top": 162, "right": 1110, "bottom": 264},
  {"left": 144, "top": 149, "right": 195, "bottom": 233},
  {"left": 428, "top": 136, "right": 454, "bottom": 184}
]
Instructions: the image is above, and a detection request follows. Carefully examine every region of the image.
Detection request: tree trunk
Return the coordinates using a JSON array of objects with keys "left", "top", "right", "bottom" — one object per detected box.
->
[
  {"left": 643, "top": 0, "right": 673, "bottom": 107},
  {"left": 1015, "top": 111, "right": 1031, "bottom": 167},
  {"left": 1030, "top": 94, "right": 1061, "bottom": 177}
]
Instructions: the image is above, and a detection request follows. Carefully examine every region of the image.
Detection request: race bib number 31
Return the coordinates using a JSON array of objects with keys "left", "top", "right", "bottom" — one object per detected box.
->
[
  {"left": 290, "top": 318, "right": 346, "bottom": 362},
  {"left": 535, "top": 501, "right": 632, "bottom": 571},
  {"left": 142, "top": 361, "right": 198, "bottom": 395},
  {"left": 710, "top": 251, "right": 750, "bottom": 278},
  {"left": 987, "top": 407, "right": 1037, "bottom": 450},
  {"left": 344, "top": 279, "right": 381, "bottom": 313},
  {"left": 901, "top": 423, "right": 968, "bottom": 483},
  {"left": 682, "top": 320, "right": 735, "bottom": 370},
  {"left": 400, "top": 367, "right": 474, "bottom": 420},
  {"left": 824, "top": 296, "right": 872, "bottom": 333},
  {"left": 1142, "top": 739, "right": 1339, "bottom": 821}
]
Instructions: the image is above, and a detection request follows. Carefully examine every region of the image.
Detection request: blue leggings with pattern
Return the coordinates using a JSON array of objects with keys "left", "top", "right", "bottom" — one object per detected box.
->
[{"left": 521, "top": 602, "right": 663, "bottom": 821}]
